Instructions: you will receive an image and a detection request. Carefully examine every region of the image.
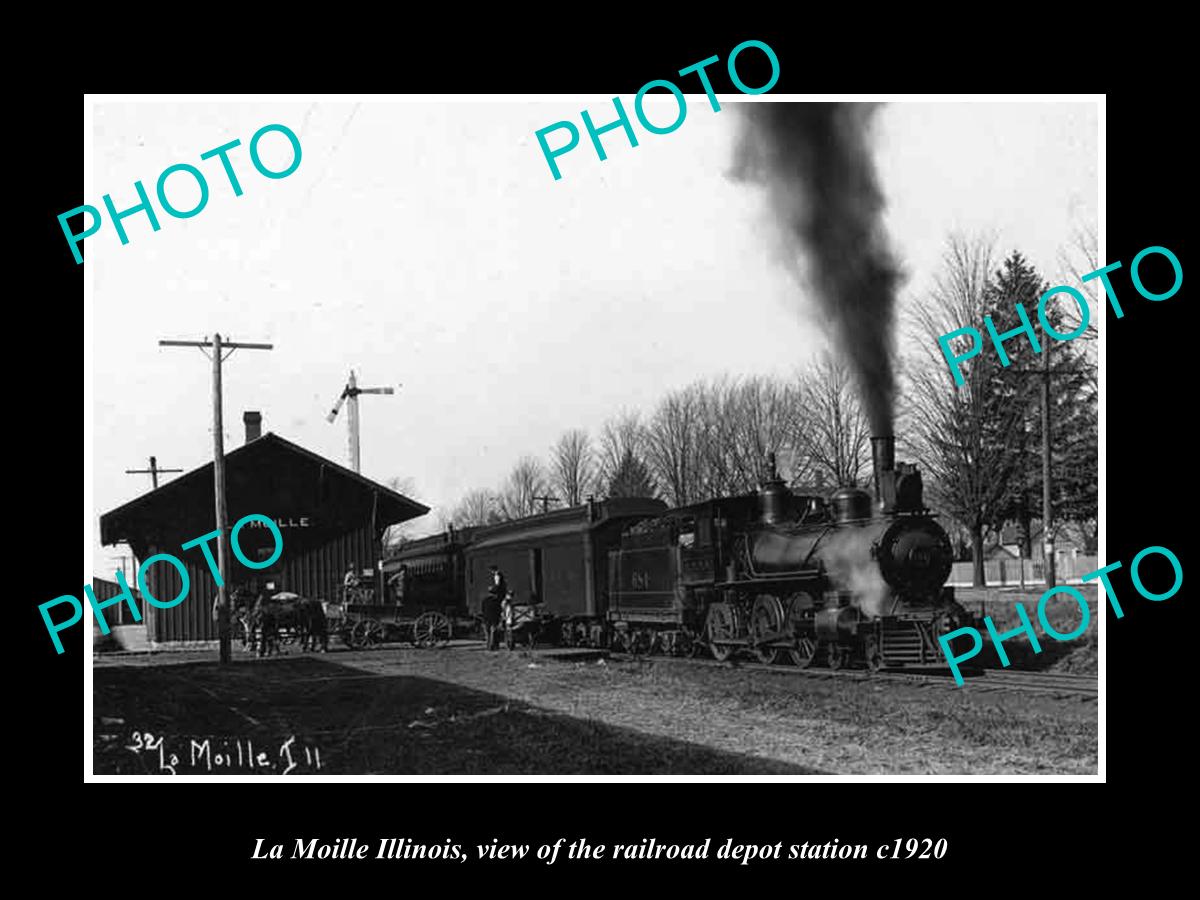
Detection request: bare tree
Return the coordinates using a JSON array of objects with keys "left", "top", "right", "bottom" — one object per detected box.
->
[
  {"left": 644, "top": 385, "right": 704, "bottom": 506},
  {"left": 904, "top": 234, "right": 1029, "bottom": 587},
  {"left": 1056, "top": 220, "right": 1100, "bottom": 390},
  {"left": 383, "top": 476, "right": 423, "bottom": 549},
  {"left": 1056, "top": 221, "right": 1100, "bottom": 343},
  {"left": 726, "top": 375, "right": 801, "bottom": 491},
  {"left": 446, "top": 488, "right": 500, "bottom": 528},
  {"left": 793, "top": 354, "right": 871, "bottom": 490},
  {"left": 496, "top": 455, "right": 548, "bottom": 520},
  {"left": 692, "top": 377, "right": 743, "bottom": 497},
  {"left": 550, "top": 429, "right": 595, "bottom": 506}
]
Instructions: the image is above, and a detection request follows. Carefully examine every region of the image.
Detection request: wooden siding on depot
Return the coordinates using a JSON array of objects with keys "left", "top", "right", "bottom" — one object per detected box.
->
[{"left": 142, "top": 523, "right": 380, "bottom": 643}]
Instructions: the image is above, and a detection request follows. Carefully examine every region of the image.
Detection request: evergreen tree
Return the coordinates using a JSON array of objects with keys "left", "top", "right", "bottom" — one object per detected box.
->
[
  {"left": 986, "top": 251, "right": 1097, "bottom": 555},
  {"left": 607, "top": 448, "right": 657, "bottom": 498}
]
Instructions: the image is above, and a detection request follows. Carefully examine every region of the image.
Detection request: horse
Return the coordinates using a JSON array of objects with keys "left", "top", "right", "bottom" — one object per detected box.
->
[
  {"left": 251, "top": 596, "right": 282, "bottom": 657},
  {"left": 297, "top": 598, "right": 329, "bottom": 652}
]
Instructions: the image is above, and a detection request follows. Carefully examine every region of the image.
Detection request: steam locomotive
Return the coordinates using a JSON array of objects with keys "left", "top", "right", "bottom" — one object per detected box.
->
[
  {"left": 382, "top": 435, "right": 968, "bottom": 670},
  {"left": 606, "top": 436, "right": 970, "bottom": 669}
]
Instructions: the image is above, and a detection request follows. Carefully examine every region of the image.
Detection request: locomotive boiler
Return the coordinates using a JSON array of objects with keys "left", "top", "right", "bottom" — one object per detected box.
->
[{"left": 607, "top": 436, "right": 970, "bottom": 670}]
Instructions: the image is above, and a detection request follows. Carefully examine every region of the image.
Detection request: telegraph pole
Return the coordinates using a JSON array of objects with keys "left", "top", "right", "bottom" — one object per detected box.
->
[
  {"left": 159, "top": 334, "right": 273, "bottom": 664},
  {"left": 1040, "top": 339, "right": 1056, "bottom": 588},
  {"left": 125, "top": 455, "right": 182, "bottom": 489},
  {"left": 533, "top": 495, "right": 560, "bottom": 514},
  {"left": 1015, "top": 338, "right": 1083, "bottom": 588}
]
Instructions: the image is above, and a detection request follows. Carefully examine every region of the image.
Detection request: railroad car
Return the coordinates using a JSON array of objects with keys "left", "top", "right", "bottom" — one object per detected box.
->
[
  {"left": 381, "top": 525, "right": 478, "bottom": 610},
  {"left": 460, "top": 497, "right": 667, "bottom": 646}
]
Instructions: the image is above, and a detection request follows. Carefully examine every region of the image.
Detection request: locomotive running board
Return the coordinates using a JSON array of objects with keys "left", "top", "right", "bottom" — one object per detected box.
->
[{"left": 715, "top": 572, "right": 820, "bottom": 588}]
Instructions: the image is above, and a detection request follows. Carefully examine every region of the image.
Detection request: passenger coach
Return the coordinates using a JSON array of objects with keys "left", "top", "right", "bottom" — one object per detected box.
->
[{"left": 462, "top": 497, "right": 666, "bottom": 644}]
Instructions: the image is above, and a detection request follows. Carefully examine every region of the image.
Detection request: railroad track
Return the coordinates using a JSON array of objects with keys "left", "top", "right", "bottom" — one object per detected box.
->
[{"left": 606, "top": 652, "right": 1098, "bottom": 700}]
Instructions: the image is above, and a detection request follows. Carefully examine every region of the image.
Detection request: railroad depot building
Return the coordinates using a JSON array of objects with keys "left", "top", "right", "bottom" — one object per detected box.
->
[{"left": 99, "top": 414, "right": 428, "bottom": 646}]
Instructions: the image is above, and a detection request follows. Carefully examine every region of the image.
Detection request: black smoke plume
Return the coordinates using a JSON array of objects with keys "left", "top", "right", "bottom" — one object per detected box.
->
[{"left": 732, "top": 103, "right": 899, "bottom": 436}]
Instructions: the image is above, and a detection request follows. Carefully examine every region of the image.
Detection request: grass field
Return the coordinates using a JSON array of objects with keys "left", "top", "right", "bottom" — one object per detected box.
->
[
  {"left": 94, "top": 645, "right": 1097, "bottom": 776},
  {"left": 954, "top": 587, "right": 1099, "bottom": 674}
]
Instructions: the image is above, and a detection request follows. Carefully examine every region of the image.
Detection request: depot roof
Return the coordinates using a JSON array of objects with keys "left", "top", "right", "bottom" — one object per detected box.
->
[{"left": 100, "top": 432, "right": 429, "bottom": 547}]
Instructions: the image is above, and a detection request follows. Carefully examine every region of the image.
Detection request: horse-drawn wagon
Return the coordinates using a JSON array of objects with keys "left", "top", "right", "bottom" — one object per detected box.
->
[
  {"left": 331, "top": 601, "right": 456, "bottom": 650},
  {"left": 324, "top": 581, "right": 460, "bottom": 650}
]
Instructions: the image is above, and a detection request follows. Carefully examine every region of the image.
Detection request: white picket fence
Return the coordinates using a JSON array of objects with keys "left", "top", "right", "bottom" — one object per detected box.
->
[{"left": 947, "top": 556, "right": 1098, "bottom": 588}]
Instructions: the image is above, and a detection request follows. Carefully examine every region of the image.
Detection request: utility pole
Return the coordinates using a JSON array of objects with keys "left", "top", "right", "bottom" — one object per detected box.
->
[
  {"left": 1015, "top": 339, "right": 1083, "bottom": 588},
  {"left": 533, "top": 495, "right": 559, "bottom": 515},
  {"left": 125, "top": 455, "right": 182, "bottom": 489},
  {"left": 1040, "top": 338, "right": 1056, "bottom": 589},
  {"left": 159, "top": 333, "right": 273, "bottom": 664},
  {"left": 327, "top": 370, "right": 396, "bottom": 473}
]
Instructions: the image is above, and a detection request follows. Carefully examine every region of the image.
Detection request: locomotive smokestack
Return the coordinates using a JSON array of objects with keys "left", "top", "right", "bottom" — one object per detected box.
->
[{"left": 871, "top": 435, "right": 895, "bottom": 504}]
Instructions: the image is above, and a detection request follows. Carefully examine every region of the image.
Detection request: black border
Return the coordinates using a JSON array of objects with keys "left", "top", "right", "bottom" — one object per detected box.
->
[{"left": 27, "top": 26, "right": 1189, "bottom": 883}]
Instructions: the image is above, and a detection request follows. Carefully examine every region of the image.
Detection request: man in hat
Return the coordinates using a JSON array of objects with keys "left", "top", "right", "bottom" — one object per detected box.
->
[
  {"left": 343, "top": 562, "right": 363, "bottom": 603},
  {"left": 388, "top": 564, "right": 409, "bottom": 608},
  {"left": 481, "top": 564, "right": 506, "bottom": 651}
]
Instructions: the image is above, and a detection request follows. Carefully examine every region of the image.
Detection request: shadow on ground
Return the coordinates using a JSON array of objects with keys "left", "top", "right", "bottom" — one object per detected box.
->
[{"left": 93, "top": 656, "right": 823, "bottom": 775}]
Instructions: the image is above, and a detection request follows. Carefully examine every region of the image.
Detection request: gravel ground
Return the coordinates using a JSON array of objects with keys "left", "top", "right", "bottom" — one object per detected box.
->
[{"left": 94, "top": 644, "right": 1097, "bottom": 775}]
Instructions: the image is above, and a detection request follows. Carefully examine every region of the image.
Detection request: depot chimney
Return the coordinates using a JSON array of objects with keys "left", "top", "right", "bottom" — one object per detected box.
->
[{"left": 244, "top": 410, "right": 263, "bottom": 443}]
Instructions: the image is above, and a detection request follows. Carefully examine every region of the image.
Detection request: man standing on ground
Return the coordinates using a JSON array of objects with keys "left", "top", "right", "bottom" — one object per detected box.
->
[{"left": 482, "top": 564, "right": 506, "bottom": 650}]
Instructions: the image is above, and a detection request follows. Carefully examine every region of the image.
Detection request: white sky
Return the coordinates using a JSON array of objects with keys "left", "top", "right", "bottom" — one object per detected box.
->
[{"left": 90, "top": 98, "right": 1097, "bottom": 572}]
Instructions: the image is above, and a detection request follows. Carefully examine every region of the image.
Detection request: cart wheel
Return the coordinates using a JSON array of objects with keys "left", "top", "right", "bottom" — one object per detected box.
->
[
  {"left": 364, "top": 618, "right": 387, "bottom": 648},
  {"left": 349, "top": 620, "right": 369, "bottom": 650},
  {"left": 414, "top": 611, "right": 453, "bottom": 649}
]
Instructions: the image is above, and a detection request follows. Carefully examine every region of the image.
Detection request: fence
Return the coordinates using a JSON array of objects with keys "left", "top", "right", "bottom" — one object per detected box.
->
[{"left": 947, "top": 556, "right": 1098, "bottom": 588}]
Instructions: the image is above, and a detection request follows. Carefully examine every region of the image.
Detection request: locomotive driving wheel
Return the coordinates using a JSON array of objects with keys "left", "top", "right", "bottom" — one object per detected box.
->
[
  {"left": 788, "top": 637, "right": 817, "bottom": 668},
  {"left": 783, "top": 592, "right": 818, "bottom": 668},
  {"left": 827, "top": 644, "right": 846, "bottom": 670},
  {"left": 749, "top": 595, "right": 787, "bottom": 665},
  {"left": 413, "top": 611, "right": 453, "bottom": 649},
  {"left": 705, "top": 602, "right": 738, "bottom": 663}
]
